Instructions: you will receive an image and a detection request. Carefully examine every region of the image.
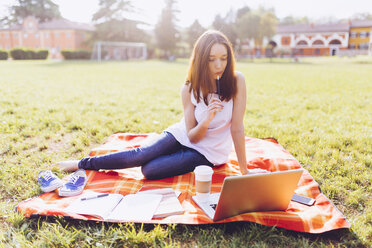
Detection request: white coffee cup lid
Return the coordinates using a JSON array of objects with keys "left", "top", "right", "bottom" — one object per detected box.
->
[{"left": 194, "top": 165, "right": 213, "bottom": 181}]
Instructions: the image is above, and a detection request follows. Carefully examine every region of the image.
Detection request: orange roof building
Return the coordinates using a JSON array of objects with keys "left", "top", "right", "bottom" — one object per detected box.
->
[
  {"left": 272, "top": 21, "right": 372, "bottom": 57},
  {"left": 272, "top": 23, "right": 350, "bottom": 56},
  {"left": 0, "top": 16, "right": 95, "bottom": 59}
]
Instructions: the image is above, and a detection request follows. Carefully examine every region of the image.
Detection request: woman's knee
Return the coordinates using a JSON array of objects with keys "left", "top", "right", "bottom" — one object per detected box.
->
[{"left": 141, "top": 164, "right": 158, "bottom": 180}]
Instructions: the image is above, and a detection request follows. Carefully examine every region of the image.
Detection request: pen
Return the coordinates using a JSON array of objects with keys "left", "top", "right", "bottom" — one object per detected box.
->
[
  {"left": 81, "top": 193, "right": 109, "bottom": 201},
  {"left": 217, "top": 75, "right": 221, "bottom": 100}
]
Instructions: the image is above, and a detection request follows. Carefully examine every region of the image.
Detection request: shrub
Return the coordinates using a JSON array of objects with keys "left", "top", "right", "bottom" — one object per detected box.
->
[
  {"left": 34, "top": 50, "right": 49, "bottom": 59},
  {"left": 10, "top": 48, "right": 49, "bottom": 60},
  {"left": 61, "top": 50, "right": 74, "bottom": 60},
  {"left": 61, "top": 50, "right": 91, "bottom": 60},
  {"left": 0, "top": 50, "right": 8, "bottom": 60},
  {"left": 25, "top": 49, "right": 36, "bottom": 60},
  {"left": 10, "top": 49, "right": 27, "bottom": 60}
]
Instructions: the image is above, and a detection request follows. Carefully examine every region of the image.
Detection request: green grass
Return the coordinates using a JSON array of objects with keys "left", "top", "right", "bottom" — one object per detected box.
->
[{"left": 0, "top": 57, "right": 371, "bottom": 247}]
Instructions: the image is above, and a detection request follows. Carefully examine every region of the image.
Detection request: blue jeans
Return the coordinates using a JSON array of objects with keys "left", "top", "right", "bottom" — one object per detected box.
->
[{"left": 78, "top": 132, "right": 213, "bottom": 180}]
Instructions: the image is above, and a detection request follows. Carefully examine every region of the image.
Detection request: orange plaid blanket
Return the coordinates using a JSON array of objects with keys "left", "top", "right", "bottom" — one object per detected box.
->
[{"left": 17, "top": 133, "right": 349, "bottom": 233}]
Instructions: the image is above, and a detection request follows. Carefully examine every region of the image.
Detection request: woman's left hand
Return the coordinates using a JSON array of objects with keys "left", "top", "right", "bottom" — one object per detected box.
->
[{"left": 247, "top": 168, "right": 270, "bottom": 174}]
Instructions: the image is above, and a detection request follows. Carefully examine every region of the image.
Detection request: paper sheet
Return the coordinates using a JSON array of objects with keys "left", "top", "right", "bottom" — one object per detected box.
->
[
  {"left": 107, "top": 194, "right": 162, "bottom": 221},
  {"left": 66, "top": 192, "right": 123, "bottom": 219}
]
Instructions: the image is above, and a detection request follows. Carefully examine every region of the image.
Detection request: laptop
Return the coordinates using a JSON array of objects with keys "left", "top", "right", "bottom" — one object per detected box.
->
[{"left": 192, "top": 169, "right": 303, "bottom": 221}]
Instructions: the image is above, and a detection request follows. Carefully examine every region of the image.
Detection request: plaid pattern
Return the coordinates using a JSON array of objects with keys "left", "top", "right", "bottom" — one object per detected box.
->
[{"left": 17, "top": 133, "right": 350, "bottom": 233}]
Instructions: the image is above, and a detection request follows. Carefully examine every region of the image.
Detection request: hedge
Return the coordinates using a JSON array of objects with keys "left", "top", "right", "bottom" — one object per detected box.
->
[
  {"left": 10, "top": 48, "right": 49, "bottom": 60},
  {"left": 0, "top": 50, "right": 8, "bottom": 60},
  {"left": 61, "top": 50, "right": 91, "bottom": 60}
]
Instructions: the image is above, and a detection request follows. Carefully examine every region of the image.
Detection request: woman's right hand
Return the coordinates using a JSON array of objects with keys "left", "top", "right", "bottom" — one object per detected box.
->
[
  {"left": 182, "top": 85, "right": 223, "bottom": 144},
  {"left": 205, "top": 97, "right": 223, "bottom": 124}
]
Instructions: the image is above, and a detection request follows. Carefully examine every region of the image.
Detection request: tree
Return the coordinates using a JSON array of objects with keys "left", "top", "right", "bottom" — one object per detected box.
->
[
  {"left": 155, "top": 0, "right": 179, "bottom": 57},
  {"left": 351, "top": 12, "right": 372, "bottom": 20},
  {"left": 236, "top": 9, "right": 278, "bottom": 46},
  {"left": 236, "top": 6, "right": 250, "bottom": 20},
  {"left": 92, "top": 0, "right": 132, "bottom": 23},
  {"left": 260, "top": 12, "right": 278, "bottom": 59},
  {"left": 212, "top": 14, "right": 238, "bottom": 48},
  {"left": 90, "top": 0, "right": 147, "bottom": 43},
  {"left": 265, "top": 40, "right": 277, "bottom": 60},
  {"left": 259, "top": 11, "right": 278, "bottom": 41},
  {"left": 235, "top": 11, "right": 260, "bottom": 43},
  {"left": 186, "top": 20, "right": 206, "bottom": 49},
  {"left": 2, "top": 0, "right": 61, "bottom": 25},
  {"left": 92, "top": 19, "right": 147, "bottom": 42},
  {"left": 280, "top": 15, "right": 309, "bottom": 25}
]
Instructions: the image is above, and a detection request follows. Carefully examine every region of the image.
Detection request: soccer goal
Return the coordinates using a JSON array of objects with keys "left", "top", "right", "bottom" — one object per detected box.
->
[{"left": 91, "top": 41, "right": 147, "bottom": 61}]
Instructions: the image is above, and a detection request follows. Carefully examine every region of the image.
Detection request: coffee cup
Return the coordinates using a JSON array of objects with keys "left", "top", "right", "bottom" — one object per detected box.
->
[{"left": 194, "top": 165, "right": 213, "bottom": 202}]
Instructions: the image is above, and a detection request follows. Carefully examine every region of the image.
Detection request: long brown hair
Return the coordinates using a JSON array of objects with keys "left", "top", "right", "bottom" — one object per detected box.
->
[{"left": 186, "top": 30, "right": 237, "bottom": 105}]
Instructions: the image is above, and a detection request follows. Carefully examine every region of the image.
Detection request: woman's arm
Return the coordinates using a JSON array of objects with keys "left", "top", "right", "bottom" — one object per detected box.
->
[
  {"left": 231, "top": 72, "right": 248, "bottom": 175},
  {"left": 181, "top": 84, "right": 223, "bottom": 144}
]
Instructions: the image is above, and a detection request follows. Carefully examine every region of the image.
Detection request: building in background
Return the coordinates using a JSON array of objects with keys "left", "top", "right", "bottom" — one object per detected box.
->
[
  {"left": 349, "top": 20, "right": 372, "bottom": 49},
  {"left": 272, "top": 23, "right": 349, "bottom": 57},
  {"left": 272, "top": 20, "right": 372, "bottom": 57},
  {"left": 1, "top": 16, "right": 371, "bottom": 59},
  {"left": 0, "top": 16, "right": 94, "bottom": 59}
]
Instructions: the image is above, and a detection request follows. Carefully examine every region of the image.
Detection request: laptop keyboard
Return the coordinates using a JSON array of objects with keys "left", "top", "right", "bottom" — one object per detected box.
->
[{"left": 210, "top": 204, "right": 217, "bottom": 210}]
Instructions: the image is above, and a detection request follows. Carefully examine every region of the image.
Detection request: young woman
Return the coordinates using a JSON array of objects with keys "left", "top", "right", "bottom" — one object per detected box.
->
[{"left": 59, "top": 30, "right": 266, "bottom": 179}]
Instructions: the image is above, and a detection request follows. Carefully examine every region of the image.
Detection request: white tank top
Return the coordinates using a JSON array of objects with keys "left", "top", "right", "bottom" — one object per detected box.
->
[{"left": 166, "top": 91, "right": 233, "bottom": 165}]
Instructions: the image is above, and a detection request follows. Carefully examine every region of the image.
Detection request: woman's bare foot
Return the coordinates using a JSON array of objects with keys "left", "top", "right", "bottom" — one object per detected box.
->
[{"left": 58, "top": 160, "right": 79, "bottom": 172}]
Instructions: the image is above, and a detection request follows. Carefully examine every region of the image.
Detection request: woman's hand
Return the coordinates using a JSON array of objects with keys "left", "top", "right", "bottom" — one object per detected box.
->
[
  {"left": 240, "top": 167, "right": 248, "bottom": 175},
  {"left": 182, "top": 85, "right": 222, "bottom": 144},
  {"left": 204, "top": 97, "right": 223, "bottom": 124},
  {"left": 247, "top": 168, "right": 270, "bottom": 174},
  {"left": 240, "top": 168, "right": 269, "bottom": 175}
]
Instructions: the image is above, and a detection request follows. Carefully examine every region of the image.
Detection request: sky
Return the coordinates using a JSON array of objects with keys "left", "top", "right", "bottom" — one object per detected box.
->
[{"left": 1, "top": 0, "right": 372, "bottom": 28}]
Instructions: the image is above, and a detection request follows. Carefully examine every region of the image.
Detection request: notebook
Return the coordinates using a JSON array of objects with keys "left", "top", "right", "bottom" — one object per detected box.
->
[
  {"left": 137, "top": 188, "right": 184, "bottom": 218},
  {"left": 66, "top": 191, "right": 162, "bottom": 221},
  {"left": 192, "top": 169, "right": 304, "bottom": 221}
]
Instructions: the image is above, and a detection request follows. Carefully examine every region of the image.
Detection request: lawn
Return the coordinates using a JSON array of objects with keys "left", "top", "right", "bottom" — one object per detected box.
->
[{"left": 0, "top": 57, "right": 371, "bottom": 247}]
